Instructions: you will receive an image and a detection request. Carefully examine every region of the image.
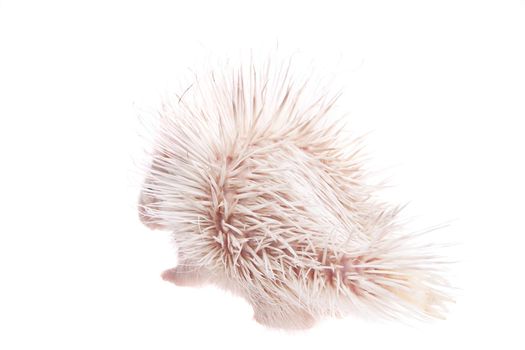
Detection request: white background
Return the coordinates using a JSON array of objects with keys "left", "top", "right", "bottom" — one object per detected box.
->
[{"left": 1, "top": 1, "right": 524, "bottom": 349}]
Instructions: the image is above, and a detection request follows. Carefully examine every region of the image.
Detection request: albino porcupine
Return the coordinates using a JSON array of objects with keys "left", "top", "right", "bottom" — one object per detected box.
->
[{"left": 137, "top": 56, "right": 452, "bottom": 330}]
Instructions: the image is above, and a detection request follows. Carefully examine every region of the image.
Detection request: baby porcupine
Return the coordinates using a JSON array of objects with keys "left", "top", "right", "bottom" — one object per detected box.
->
[{"left": 137, "top": 57, "right": 452, "bottom": 330}]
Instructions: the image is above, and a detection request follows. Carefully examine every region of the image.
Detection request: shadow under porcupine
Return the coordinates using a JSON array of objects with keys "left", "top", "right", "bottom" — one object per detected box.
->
[{"left": 137, "top": 57, "right": 452, "bottom": 330}]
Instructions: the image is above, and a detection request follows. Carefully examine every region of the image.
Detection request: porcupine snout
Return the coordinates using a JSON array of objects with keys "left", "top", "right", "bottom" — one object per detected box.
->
[{"left": 138, "top": 188, "right": 166, "bottom": 230}]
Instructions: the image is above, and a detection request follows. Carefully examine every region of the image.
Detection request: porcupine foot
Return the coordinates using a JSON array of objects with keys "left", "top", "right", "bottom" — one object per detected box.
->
[{"left": 252, "top": 302, "right": 316, "bottom": 330}]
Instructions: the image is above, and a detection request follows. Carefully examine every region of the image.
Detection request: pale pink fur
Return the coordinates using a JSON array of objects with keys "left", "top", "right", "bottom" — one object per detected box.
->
[{"left": 138, "top": 57, "right": 452, "bottom": 329}]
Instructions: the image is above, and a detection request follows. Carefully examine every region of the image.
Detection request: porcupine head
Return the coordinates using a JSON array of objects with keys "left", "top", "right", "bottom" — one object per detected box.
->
[{"left": 137, "top": 56, "right": 452, "bottom": 330}]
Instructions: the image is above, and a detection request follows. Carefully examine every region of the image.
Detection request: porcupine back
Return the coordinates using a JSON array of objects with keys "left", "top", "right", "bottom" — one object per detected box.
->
[{"left": 140, "top": 57, "right": 452, "bottom": 328}]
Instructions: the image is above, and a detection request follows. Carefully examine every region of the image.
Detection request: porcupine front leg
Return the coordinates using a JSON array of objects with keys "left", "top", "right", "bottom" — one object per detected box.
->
[{"left": 161, "top": 263, "right": 210, "bottom": 287}]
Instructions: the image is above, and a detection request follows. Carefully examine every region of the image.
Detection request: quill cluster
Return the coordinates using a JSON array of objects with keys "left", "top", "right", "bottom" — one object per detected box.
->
[{"left": 138, "top": 57, "right": 452, "bottom": 329}]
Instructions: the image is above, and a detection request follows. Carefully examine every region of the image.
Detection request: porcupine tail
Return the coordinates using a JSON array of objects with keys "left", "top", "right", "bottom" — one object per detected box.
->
[{"left": 310, "top": 222, "right": 454, "bottom": 321}]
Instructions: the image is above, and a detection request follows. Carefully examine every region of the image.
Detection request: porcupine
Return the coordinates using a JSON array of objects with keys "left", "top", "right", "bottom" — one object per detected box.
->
[{"left": 137, "top": 56, "right": 452, "bottom": 330}]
